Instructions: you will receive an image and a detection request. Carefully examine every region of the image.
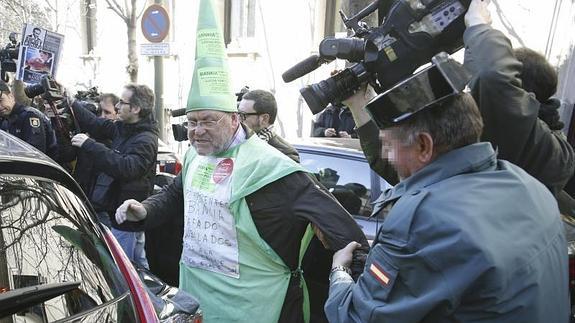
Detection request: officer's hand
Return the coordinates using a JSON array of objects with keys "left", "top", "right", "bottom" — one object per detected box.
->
[
  {"left": 71, "top": 133, "right": 90, "bottom": 147},
  {"left": 465, "top": 0, "right": 492, "bottom": 27},
  {"left": 332, "top": 241, "right": 362, "bottom": 268},
  {"left": 324, "top": 128, "right": 337, "bottom": 137},
  {"left": 115, "top": 199, "right": 147, "bottom": 224}
]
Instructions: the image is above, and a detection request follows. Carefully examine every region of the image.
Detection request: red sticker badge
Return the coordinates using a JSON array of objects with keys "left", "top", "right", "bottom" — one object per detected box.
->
[{"left": 213, "top": 158, "right": 234, "bottom": 184}]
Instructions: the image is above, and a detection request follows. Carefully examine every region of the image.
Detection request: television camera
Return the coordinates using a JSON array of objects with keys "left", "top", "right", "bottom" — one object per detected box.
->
[
  {"left": 23, "top": 75, "right": 103, "bottom": 139},
  {"left": 282, "top": 0, "right": 471, "bottom": 114}
]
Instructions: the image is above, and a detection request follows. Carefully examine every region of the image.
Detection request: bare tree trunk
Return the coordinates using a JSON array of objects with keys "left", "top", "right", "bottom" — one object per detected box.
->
[
  {"left": 126, "top": 0, "right": 138, "bottom": 82},
  {"left": 105, "top": 0, "right": 145, "bottom": 83},
  {"left": 127, "top": 19, "right": 138, "bottom": 82}
]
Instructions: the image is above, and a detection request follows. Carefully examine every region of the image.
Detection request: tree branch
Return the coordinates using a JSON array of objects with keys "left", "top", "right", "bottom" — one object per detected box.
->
[
  {"left": 43, "top": 0, "right": 56, "bottom": 12},
  {"left": 136, "top": 0, "right": 147, "bottom": 20},
  {"left": 104, "top": 0, "right": 128, "bottom": 21},
  {"left": 491, "top": 0, "right": 526, "bottom": 47}
]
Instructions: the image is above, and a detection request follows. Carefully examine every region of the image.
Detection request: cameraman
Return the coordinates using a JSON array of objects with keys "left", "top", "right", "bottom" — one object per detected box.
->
[
  {"left": 0, "top": 79, "right": 58, "bottom": 159},
  {"left": 348, "top": 0, "right": 574, "bottom": 198},
  {"left": 70, "top": 84, "right": 158, "bottom": 269}
]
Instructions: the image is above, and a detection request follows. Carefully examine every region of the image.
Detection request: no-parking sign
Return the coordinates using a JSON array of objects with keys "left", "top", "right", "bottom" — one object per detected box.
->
[{"left": 141, "top": 4, "right": 170, "bottom": 43}]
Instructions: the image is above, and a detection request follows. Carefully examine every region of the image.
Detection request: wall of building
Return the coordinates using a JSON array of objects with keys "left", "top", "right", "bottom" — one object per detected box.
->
[{"left": 52, "top": 0, "right": 575, "bottom": 143}]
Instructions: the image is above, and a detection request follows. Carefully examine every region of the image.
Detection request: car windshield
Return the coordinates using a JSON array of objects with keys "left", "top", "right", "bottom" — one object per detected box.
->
[
  {"left": 0, "top": 175, "right": 135, "bottom": 321},
  {"left": 300, "top": 152, "right": 373, "bottom": 217}
]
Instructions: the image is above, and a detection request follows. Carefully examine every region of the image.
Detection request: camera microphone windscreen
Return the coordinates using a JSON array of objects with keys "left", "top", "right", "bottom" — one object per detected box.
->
[
  {"left": 170, "top": 108, "right": 187, "bottom": 117},
  {"left": 282, "top": 55, "right": 327, "bottom": 83}
]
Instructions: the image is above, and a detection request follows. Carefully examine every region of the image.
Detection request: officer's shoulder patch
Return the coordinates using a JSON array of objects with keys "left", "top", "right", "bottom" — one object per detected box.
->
[
  {"left": 362, "top": 246, "right": 399, "bottom": 301},
  {"left": 29, "top": 117, "right": 40, "bottom": 128},
  {"left": 369, "top": 261, "right": 391, "bottom": 286}
]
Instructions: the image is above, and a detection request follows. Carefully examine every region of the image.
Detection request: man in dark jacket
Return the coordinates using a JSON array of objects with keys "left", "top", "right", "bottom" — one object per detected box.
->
[
  {"left": 238, "top": 89, "right": 300, "bottom": 162},
  {"left": 312, "top": 103, "right": 357, "bottom": 138},
  {"left": 0, "top": 79, "right": 58, "bottom": 160},
  {"left": 71, "top": 84, "right": 158, "bottom": 268},
  {"left": 463, "top": 2, "right": 574, "bottom": 197}
]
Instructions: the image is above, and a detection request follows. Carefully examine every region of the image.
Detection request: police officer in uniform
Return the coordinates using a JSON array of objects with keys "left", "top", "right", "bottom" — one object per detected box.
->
[
  {"left": 324, "top": 50, "right": 569, "bottom": 322},
  {"left": 0, "top": 79, "right": 58, "bottom": 159}
]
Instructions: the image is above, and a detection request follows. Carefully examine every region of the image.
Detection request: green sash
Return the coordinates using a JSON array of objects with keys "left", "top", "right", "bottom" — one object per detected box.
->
[{"left": 179, "top": 135, "right": 311, "bottom": 322}]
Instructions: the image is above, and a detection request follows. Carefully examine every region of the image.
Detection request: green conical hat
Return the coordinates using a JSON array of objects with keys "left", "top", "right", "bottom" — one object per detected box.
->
[{"left": 186, "top": 0, "right": 236, "bottom": 113}]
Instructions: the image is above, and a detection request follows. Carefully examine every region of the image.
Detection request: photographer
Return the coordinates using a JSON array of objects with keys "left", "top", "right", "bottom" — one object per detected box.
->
[
  {"left": 312, "top": 102, "right": 357, "bottom": 138},
  {"left": 70, "top": 84, "right": 158, "bottom": 269},
  {"left": 0, "top": 79, "right": 58, "bottom": 159},
  {"left": 325, "top": 54, "right": 568, "bottom": 322}
]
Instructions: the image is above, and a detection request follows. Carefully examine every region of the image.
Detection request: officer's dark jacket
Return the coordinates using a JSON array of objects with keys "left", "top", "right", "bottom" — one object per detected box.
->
[
  {"left": 141, "top": 126, "right": 368, "bottom": 323},
  {"left": 312, "top": 104, "right": 357, "bottom": 138},
  {"left": 72, "top": 104, "right": 158, "bottom": 232},
  {"left": 1, "top": 103, "right": 58, "bottom": 160}
]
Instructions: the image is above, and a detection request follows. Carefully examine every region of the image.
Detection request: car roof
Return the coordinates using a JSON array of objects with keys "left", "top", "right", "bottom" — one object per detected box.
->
[
  {"left": 0, "top": 130, "right": 86, "bottom": 197},
  {"left": 290, "top": 137, "right": 366, "bottom": 158}
]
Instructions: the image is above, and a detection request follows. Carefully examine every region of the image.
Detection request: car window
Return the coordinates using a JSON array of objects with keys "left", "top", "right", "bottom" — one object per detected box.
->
[
  {"left": 0, "top": 175, "right": 137, "bottom": 322},
  {"left": 299, "top": 151, "right": 374, "bottom": 217}
]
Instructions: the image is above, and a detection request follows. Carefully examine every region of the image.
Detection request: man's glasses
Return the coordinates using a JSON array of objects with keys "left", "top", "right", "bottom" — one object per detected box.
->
[
  {"left": 116, "top": 100, "right": 131, "bottom": 107},
  {"left": 239, "top": 112, "right": 261, "bottom": 121},
  {"left": 188, "top": 114, "right": 227, "bottom": 131}
]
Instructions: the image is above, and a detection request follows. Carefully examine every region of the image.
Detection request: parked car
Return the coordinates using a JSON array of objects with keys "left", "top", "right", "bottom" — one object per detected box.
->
[
  {"left": 157, "top": 139, "right": 182, "bottom": 175},
  {"left": 292, "top": 137, "right": 393, "bottom": 242},
  {"left": 0, "top": 131, "right": 202, "bottom": 322}
]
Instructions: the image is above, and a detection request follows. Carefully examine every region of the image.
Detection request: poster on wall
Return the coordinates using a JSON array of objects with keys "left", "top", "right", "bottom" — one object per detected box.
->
[{"left": 15, "top": 24, "right": 64, "bottom": 84}]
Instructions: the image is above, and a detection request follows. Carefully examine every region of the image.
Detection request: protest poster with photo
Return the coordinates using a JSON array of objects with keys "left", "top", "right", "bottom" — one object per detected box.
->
[{"left": 15, "top": 24, "right": 64, "bottom": 84}]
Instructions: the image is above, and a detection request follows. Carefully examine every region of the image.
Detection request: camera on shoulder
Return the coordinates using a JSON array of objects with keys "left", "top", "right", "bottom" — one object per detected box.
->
[{"left": 283, "top": 0, "right": 471, "bottom": 114}]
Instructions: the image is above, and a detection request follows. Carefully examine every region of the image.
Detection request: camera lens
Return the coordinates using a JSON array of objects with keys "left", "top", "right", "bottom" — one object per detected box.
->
[
  {"left": 300, "top": 80, "right": 335, "bottom": 115},
  {"left": 300, "top": 64, "right": 369, "bottom": 114}
]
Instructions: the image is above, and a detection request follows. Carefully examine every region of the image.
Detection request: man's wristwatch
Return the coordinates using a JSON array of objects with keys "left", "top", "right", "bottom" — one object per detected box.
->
[
  {"left": 329, "top": 265, "right": 353, "bottom": 283},
  {"left": 330, "top": 265, "right": 352, "bottom": 275}
]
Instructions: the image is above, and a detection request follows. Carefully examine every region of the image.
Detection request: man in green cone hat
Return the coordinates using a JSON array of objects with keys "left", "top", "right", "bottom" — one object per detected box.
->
[{"left": 115, "top": 0, "right": 368, "bottom": 322}]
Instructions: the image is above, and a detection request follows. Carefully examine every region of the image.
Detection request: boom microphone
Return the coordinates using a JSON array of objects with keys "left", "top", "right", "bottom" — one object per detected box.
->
[
  {"left": 170, "top": 108, "right": 187, "bottom": 117},
  {"left": 282, "top": 55, "right": 331, "bottom": 83}
]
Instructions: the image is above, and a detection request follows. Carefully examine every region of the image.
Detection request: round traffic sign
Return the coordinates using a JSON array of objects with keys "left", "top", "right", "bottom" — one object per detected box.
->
[{"left": 141, "top": 4, "right": 170, "bottom": 43}]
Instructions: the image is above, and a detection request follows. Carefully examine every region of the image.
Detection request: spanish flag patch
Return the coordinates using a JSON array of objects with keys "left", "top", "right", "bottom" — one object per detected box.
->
[{"left": 369, "top": 262, "right": 390, "bottom": 285}]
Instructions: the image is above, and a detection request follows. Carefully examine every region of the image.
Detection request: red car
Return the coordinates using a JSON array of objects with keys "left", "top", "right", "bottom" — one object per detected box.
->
[{"left": 0, "top": 131, "right": 201, "bottom": 322}]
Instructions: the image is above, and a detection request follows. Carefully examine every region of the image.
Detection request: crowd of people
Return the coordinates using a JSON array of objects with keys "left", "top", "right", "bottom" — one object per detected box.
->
[{"left": 1, "top": 0, "right": 574, "bottom": 322}]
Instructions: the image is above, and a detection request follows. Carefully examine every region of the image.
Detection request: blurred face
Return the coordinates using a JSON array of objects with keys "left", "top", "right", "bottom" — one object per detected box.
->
[
  {"left": 116, "top": 89, "right": 140, "bottom": 124},
  {"left": 33, "top": 29, "right": 40, "bottom": 37},
  {"left": 99, "top": 97, "right": 117, "bottom": 120},
  {"left": 0, "top": 92, "right": 16, "bottom": 117},
  {"left": 380, "top": 129, "right": 421, "bottom": 180},
  {"left": 238, "top": 99, "right": 267, "bottom": 132},
  {"left": 187, "top": 110, "right": 239, "bottom": 156}
]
